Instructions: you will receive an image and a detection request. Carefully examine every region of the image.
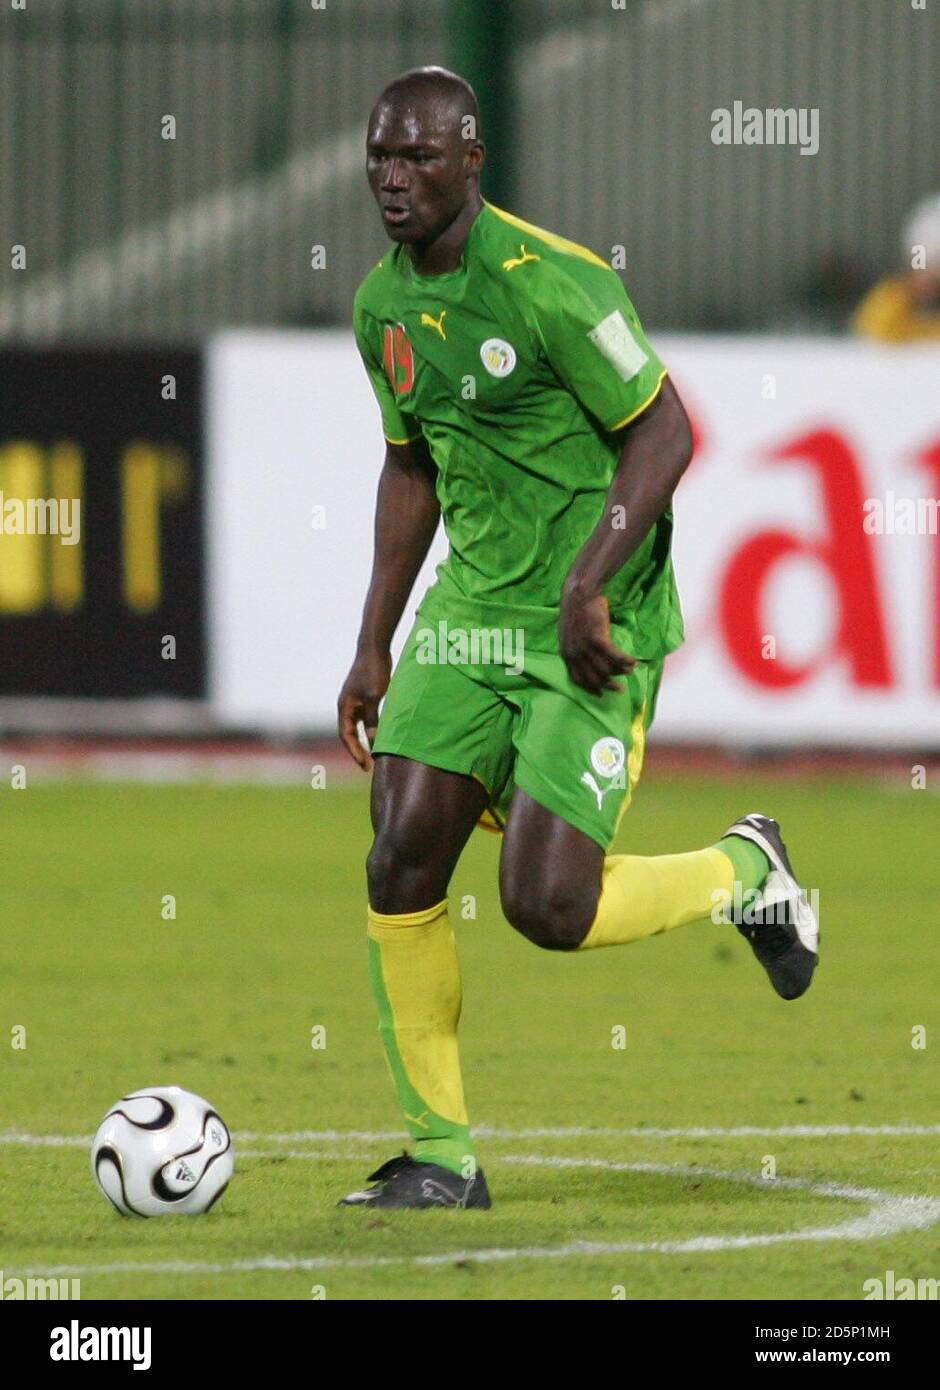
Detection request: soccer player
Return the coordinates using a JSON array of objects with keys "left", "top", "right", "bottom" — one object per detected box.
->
[{"left": 337, "top": 67, "right": 818, "bottom": 1210}]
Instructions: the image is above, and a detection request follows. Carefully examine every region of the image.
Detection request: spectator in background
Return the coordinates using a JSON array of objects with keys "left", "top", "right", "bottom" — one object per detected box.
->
[{"left": 854, "top": 193, "right": 940, "bottom": 342}]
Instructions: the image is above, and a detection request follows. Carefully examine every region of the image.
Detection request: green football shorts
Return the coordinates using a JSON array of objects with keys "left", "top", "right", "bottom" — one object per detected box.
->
[{"left": 371, "top": 617, "right": 665, "bottom": 850}]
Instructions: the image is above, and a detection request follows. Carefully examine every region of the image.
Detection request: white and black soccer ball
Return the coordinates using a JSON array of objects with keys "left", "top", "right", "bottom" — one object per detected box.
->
[{"left": 91, "top": 1086, "right": 234, "bottom": 1217}]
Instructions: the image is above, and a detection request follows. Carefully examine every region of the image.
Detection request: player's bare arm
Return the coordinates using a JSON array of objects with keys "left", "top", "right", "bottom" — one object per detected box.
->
[
  {"left": 337, "top": 435, "right": 439, "bottom": 770},
  {"left": 559, "top": 377, "right": 694, "bottom": 696}
]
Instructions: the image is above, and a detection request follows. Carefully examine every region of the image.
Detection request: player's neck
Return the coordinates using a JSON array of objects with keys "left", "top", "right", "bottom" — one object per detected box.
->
[{"left": 407, "top": 193, "right": 483, "bottom": 277}]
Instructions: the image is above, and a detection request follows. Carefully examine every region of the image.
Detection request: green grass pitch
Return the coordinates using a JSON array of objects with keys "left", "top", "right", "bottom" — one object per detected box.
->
[{"left": 2, "top": 770, "right": 937, "bottom": 1301}]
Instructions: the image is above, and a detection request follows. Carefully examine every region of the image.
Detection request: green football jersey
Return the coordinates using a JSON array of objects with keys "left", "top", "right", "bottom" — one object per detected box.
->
[{"left": 352, "top": 200, "right": 684, "bottom": 657}]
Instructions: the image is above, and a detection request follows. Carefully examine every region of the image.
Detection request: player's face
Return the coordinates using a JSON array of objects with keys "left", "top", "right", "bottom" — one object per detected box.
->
[{"left": 366, "top": 100, "right": 477, "bottom": 245}]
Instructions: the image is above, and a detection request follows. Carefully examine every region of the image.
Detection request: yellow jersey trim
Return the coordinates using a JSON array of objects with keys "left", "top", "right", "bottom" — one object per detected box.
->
[
  {"left": 385, "top": 432, "right": 423, "bottom": 446},
  {"left": 485, "top": 201, "right": 612, "bottom": 272},
  {"left": 607, "top": 369, "right": 668, "bottom": 432},
  {"left": 613, "top": 704, "right": 648, "bottom": 838}
]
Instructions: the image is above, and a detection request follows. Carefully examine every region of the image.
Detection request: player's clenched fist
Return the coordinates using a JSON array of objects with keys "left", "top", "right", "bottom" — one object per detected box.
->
[
  {"left": 337, "top": 647, "right": 392, "bottom": 770},
  {"left": 559, "top": 589, "right": 636, "bottom": 696}
]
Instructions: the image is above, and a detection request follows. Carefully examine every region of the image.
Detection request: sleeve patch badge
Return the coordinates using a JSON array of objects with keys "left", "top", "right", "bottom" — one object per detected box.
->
[{"left": 587, "top": 309, "right": 648, "bottom": 382}]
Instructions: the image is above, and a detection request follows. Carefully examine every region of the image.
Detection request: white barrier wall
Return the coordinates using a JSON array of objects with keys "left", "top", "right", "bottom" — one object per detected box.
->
[
  {"left": 207, "top": 331, "right": 940, "bottom": 746},
  {"left": 206, "top": 329, "right": 450, "bottom": 732}
]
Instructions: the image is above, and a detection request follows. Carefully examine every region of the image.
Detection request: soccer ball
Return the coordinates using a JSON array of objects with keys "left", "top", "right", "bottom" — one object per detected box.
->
[{"left": 91, "top": 1086, "right": 234, "bottom": 1217}]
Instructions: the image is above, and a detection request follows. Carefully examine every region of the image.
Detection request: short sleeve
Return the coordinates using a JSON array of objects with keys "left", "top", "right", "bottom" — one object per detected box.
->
[
  {"left": 533, "top": 264, "right": 667, "bottom": 431},
  {"left": 353, "top": 303, "right": 422, "bottom": 446}
]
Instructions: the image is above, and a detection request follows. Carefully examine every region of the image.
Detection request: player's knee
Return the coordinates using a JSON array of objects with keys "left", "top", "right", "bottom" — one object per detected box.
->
[
  {"left": 501, "top": 879, "right": 596, "bottom": 951},
  {"left": 366, "top": 827, "right": 440, "bottom": 914},
  {"left": 365, "top": 832, "right": 410, "bottom": 905}
]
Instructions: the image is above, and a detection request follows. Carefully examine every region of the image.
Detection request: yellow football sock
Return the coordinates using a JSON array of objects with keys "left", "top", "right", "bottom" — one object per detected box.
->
[
  {"left": 367, "top": 899, "right": 474, "bottom": 1175},
  {"left": 578, "top": 847, "right": 735, "bottom": 949}
]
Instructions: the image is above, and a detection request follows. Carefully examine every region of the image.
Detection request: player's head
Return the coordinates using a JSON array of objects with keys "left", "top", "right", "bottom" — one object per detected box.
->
[
  {"left": 366, "top": 66, "right": 484, "bottom": 245},
  {"left": 901, "top": 191, "right": 940, "bottom": 287}
]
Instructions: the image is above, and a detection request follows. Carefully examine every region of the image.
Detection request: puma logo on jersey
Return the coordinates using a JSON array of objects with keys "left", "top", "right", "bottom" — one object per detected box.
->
[
  {"left": 502, "top": 243, "right": 541, "bottom": 271},
  {"left": 580, "top": 771, "right": 622, "bottom": 811},
  {"left": 420, "top": 309, "right": 447, "bottom": 340}
]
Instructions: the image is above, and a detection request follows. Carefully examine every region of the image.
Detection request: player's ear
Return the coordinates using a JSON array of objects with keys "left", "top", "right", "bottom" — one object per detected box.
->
[{"left": 467, "top": 141, "right": 485, "bottom": 175}]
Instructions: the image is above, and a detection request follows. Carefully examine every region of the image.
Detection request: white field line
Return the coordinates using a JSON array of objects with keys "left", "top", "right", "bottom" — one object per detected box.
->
[
  {"left": 3, "top": 1123, "right": 940, "bottom": 1149},
  {"left": 19, "top": 1158, "right": 940, "bottom": 1277},
  {"left": 244, "top": 1124, "right": 940, "bottom": 1142}
]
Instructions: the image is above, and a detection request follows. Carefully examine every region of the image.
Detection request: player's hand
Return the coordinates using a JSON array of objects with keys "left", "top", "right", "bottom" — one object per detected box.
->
[
  {"left": 337, "top": 646, "right": 392, "bottom": 770},
  {"left": 559, "top": 589, "right": 635, "bottom": 695}
]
